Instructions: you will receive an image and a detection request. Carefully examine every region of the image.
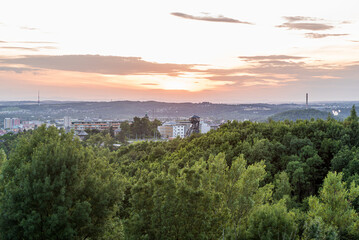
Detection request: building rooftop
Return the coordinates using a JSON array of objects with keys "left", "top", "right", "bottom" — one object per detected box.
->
[{"left": 77, "top": 131, "right": 88, "bottom": 136}]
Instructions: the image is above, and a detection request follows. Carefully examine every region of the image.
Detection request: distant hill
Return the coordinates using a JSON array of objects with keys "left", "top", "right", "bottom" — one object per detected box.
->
[
  {"left": 0, "top": 101, "right": 304, "bottom": 122},
  {"left": 269, "top": 109, "right": 331, "bottom": 121},
  {"left": 0, "top": 100, "right": 356, "bottom": 125},
  {"left": 0, "top": 101, "right": 77, "bottom": 106}
]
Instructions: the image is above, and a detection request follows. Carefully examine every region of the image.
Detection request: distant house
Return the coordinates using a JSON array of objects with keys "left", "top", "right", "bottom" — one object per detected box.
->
[
  {"left": 158, "top": 123, "right": 175, "bottom": 139},
  {"left": 114, "top": 128, "right": 122, "bottom": 136},
  {"left": 200, "top": 121, "right": 211, "bottom": 134},
  {"left": 158, "top": 121, "right": 191, "bottom": 139},
  {"left": 209, "top": 124, "right": 220, "bottom": 131},
  {"left": 77, "top": 131, "right": 88, "bottom": 141}
]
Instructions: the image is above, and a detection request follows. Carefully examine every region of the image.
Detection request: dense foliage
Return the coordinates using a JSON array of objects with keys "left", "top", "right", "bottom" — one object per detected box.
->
[
  {"left": 84, "top": 116, "right": 161, "bottom": 144},
  {"left": 116, "top": 116, "right": 161, "bottom": 141},
  {"left": 1, "top": 106, "right": 359, "bottom": 239},
  {"left": 0, "top": 127, "right": 123, "bottom": 239},
  {"left": 270, "top": 108, "right": 331, "bottom": 121}
]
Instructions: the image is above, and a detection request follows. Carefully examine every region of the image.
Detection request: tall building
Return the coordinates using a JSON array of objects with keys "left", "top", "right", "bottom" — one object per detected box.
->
[
  {"left": 4, "top": 118, "right": 11, "bottom": 129},
  {"left": 12, "top": 118, "right": 20, "bottom": 127},
  {"left": 64, "top": 116, "right": 71, "bottom": 128}
]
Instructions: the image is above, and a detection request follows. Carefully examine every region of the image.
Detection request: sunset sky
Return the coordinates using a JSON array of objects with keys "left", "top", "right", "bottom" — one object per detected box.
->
[{"left": 1, "top": 0, "right": 359, "bottom": 103}]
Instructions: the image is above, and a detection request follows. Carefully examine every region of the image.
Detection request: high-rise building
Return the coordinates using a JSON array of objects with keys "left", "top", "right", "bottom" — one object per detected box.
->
[
  {"left": 64, "top": 116, "right": 71, "bottom": 128},
  {"left": 4, "top": 118, "right": 12, "bottom": 129},
  {"left": 12, "top": 118, "right": 20, "bottom": 127}
]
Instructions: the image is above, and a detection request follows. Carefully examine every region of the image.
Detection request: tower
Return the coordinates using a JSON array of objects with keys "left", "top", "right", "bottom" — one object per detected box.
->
[
  {"left": 306, "top": 93, "right": 308, "bottom": 108},
  {"left": 37, "top": 91, "right": 40, "bottom": 106},
  {"left": 185, "top": 115, "right": 200, "bottom": 137}
]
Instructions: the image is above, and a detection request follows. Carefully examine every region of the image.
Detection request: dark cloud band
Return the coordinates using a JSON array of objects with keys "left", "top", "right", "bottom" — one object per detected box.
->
[
  {"left": 0, "top": 66, "right": 37, "bottom": 73},
  {"left": 171, "top": 12, "right": 253, "bottom": 24},
  {"left": 0, "top": 55, "right": 199, "bottom": 76},
  {"left": 283, "top": 16, "right": 321, "bottom": 22},
  {"left": 305, "top": 33, "right": 348, "bottom": 38},
  {"left": 239, "top": 55, "right": 306, "bottom": 61},
  {"left": 277, "top": 22, "right": 333, "bottom": 31}
]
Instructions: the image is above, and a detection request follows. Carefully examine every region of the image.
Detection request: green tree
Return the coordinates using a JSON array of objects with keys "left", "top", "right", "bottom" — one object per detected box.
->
[
  {"left": 117, "top": 121, "right": 131, "bottom": 143},
  {"left": 331, "top": 146, "right": 354, "bottom": 172},
  {"left": 0, "top": 132, "right": 21, "bottom": 156},
  {"left": 348, "top": 105, "right": 358, "bottom": 122},
  {"left": 273, "top": 171, "right": 292, "bottom": 201},
  {"left": 245, "top": 200, "right": 298, "bottom": 240},
  {"left": 302, "top": 217, "right": 338, "bottom": 240},
  {"left": 346, "top": 105, "right": 359, "bottom": 146},
  {"left": 286, "top": 161, "right": 309, "bottom": 201},
  {"left": 307, "top": 172, "right": 359, "bottom": 239},
  {"left": 0, "top": 149, "right": 6, "bottom": 167},
  {"left": 125, "top": 156, "right": 226, "bottom": 240},
  {"left": 86, "top": 133, "right": 115, "bottom": 150},
  {"left": 220, "top": 155, "right": 273, "bottom": 239},
  {"left": 0, "top": 126, "right": 123, "bottom": 240}
]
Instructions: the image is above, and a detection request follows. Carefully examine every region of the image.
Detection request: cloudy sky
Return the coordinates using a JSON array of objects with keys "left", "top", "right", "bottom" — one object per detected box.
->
[{"left": 1, "top": 0, "right": 359, "bottom": 103}]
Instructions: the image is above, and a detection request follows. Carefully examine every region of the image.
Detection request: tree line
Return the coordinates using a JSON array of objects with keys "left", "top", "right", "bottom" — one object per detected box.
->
[{"left": 84, "top": 116, "right": 161, "bottom": 147}]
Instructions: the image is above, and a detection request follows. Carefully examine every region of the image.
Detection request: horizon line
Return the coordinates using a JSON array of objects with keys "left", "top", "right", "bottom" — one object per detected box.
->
[{"left": 1, "top": 99, "right": 359, "bottom": 105}]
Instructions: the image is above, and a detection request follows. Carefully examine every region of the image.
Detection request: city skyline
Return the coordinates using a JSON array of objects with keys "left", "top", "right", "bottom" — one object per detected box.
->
[{"left": 1, "top": 0, "right": 359, "bottom": 103}]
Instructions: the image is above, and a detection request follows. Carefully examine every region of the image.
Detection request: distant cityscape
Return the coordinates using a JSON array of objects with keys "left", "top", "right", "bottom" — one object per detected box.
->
[
  {"left": 1, "top": 99, "right": 358, "bottom": 139},
  {"left": 0, "top": 115, "right": 221, "bottom": 140}
]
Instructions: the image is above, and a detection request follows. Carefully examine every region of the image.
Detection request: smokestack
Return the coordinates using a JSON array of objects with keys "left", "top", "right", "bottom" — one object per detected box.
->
[{"left": 306, "top": 93, "right": 308, "bottom": 108}]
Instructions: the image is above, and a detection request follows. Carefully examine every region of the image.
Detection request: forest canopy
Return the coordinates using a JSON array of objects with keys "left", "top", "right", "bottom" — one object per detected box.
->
[{"left": 1, "top": 107, "right": 359, "bottom": 239}]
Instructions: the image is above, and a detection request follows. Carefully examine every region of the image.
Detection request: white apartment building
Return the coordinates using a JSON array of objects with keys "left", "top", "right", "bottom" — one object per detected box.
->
[
  {"left": 200, "top": 121, "right": 211, "bottom": 134},
  {"left": 158, "top": 121, "right": 190, "bottom": 139},
  {"left": 71, "top": 120, "right": 122, "bottom": 133},
  {"left": 173, "top": 125, "right": 186, "bottom": 138}
]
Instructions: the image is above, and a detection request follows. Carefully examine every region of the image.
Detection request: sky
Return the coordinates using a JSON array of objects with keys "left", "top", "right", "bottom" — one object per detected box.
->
[{"left": 0, "top": 0, "right": 359, "bottom": 103}]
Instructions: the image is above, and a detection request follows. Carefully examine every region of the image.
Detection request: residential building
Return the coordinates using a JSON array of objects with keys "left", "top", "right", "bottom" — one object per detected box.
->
[
  {"left": 210, "top": 124, "right": 220, "bottom": 131},
  {"left": 77, "top": 131, "right": 88, "bottom": 141},
  {"left": 71, "top": 120, "right": 123, "bottom": 133},
  {"left": 12, "top": 118, "right": 20, "bottom": 127},
  {"left": 4, "top": 118, "right": 11, "bottom": 129},
  {"left": 3, "top": 118, "right": 21, "bottom": 129},
  {"left": 200, "top": 121, "right": 211, "bottom": 134},
  {"left": 158, "top": 123, "right": 174, "bottom": 139},
  {"left": 173, "top": 124, "right": 187, "bottom": 138},
  {"left": 64, "top": 116, "right": 72, "bottom": 128},
  {"left": 158, "top": 121, "right": 190, "bottom": 139}
]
